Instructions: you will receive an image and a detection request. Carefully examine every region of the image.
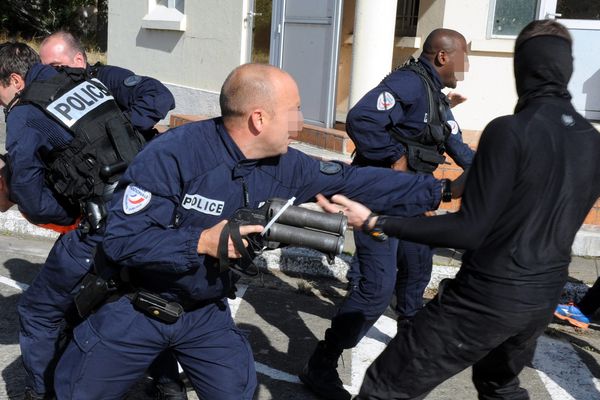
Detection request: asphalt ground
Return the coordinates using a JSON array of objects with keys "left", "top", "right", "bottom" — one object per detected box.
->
[
  {"left": 2, "top": 114, "right": 600, "bottom": 398},
  {"left": 1, "top": 234, "right": 600, "bottom": 399}
]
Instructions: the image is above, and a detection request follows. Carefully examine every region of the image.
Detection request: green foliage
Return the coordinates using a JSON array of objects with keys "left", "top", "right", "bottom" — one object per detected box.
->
[{"left": 0, "top": 0, "right": 107, "bottom": 50}]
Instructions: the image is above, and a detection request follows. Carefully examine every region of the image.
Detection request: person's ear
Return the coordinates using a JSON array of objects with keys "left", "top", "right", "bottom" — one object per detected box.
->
[
  {"left": 10, "top": 73, "right": 25, "bottom": 92},
  {"left": 249, "top": 109, "right": 265, "bottom": 134},
  {"left": 74, "top": 52, "right": 86, "bottom": 68},
  {"left": 436, "top": 50, "right": 448, "bottom": 66}
]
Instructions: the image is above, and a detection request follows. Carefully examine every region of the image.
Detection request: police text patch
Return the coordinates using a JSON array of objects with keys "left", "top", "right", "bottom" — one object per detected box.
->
[
  {"left": 376, "top": 91, "right": 396, "bottom": 111},
  {"left": 182, "top": 194, "right": 224, "bottom": 216},
  {"left": 47, "top": 78, "right": 114, "bottom": 128},
  {"left": 123, "top": 184, "right": 152, "bottom": 214}
]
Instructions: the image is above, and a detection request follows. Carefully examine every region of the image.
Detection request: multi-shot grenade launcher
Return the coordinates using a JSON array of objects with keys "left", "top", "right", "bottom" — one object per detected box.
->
[{"left": 220, "top": 198, "right": 348, "bottom": 274}]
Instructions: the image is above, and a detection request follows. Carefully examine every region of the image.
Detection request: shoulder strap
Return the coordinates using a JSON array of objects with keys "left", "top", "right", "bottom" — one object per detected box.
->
[{"left": 400, "top": 59, "right": 443, "bottom": 126}]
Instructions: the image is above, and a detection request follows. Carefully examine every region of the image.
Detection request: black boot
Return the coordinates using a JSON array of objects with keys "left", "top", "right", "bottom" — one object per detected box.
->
[
  {"left": 299, "top": 341, "right": 351, "bottom": 400},
  {"left": 154, "top": 380, "right": 188, "bottom": 400},
  {"left": 24, "top": 388, "right": 54, "bottom": 400}
]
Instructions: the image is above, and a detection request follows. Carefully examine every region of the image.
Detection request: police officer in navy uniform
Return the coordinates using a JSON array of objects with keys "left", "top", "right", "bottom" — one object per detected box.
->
[
  {"left": 0, "top": 41, "right": 175, "bottom": 400},
  {"left": 300, "top": 28, "right": 474, "bottom": 400},
  {"left": 39, "top": 31, "right": 175, "bottom": 141},
  {"left": 38, "top": 31, "right": 186, "bottom": 400},
  {"left": 52, "top": 63, "right": 451, "bottom": 400}
]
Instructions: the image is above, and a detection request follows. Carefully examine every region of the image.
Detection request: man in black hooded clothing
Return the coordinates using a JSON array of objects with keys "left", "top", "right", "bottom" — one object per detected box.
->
[{"left": 316, "top": 19, "right": 600, "bottom": 400}]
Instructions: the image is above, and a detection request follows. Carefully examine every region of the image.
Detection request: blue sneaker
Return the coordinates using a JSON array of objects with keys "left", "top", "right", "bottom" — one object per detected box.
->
[{"left": 554, "top": 303, "right": 590, "bottom": 329}]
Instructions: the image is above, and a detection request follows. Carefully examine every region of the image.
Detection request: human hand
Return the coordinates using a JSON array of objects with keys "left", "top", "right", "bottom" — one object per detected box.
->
[
  {"left": 391, "top": 155, "right": 408, "bottom": 171},
  {"left": 197, "top": 220, "right": 264, "bottom": 258},
  {"left": 316, "top": 193, "right": 373, "bottom": 230},
  {"left": 447, "top": 92, "right": 467, "bottom": 108}
]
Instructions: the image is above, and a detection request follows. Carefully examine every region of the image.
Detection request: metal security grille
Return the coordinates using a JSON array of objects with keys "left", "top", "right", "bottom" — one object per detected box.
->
[{"left": 395, "top": 0, "right": 420, "bottom": 37}]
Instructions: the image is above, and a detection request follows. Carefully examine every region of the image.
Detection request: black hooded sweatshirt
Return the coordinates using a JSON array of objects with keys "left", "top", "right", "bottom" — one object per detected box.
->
[{"left": 378, "top": 35, "right": 600, "bottom": 311}]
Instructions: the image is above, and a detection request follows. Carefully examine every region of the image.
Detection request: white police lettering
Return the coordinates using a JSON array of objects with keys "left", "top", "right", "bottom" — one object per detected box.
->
[
  {"left": 46, "top": 78, "right": 114, "bottom": 128},
  {"left": 123, "top": 184, "right": 152, "bottom": 214},
  {"left": 182, "top": 194, "right": 225, "bottom": 216}
]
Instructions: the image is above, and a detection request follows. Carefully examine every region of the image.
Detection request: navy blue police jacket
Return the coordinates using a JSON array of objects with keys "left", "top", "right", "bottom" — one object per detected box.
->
[
  {"left": 346, "top": 55, "right": 473, "bottom": 169},
  {"left": 6, "top": 64, "right": 79, "bottom": 225},
  {"left": 91, "top": 64, "right": 175, "bottom": 137},
  {"left": 5, "top": 63, "right": 174, "bottom": 225},
  {"left": 102, "top": 118, "right": 443, "bottom": 303}
]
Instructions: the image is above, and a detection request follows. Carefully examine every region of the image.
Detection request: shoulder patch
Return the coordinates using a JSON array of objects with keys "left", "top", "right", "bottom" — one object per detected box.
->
[
  {"left": 376, "top": 91, "right": 396, "bottom": 111},
  {"left": 447, "top": 120, "right": 459, "bottom": 135},
  {"left": 319, "top": 161, "right": 342, "bottom": 175},
  {"left": 123, "top": 184, "right": 152, "bottom": 214},
  {"left": 124, "top": 75, "right": 143, "bottom": 87}
]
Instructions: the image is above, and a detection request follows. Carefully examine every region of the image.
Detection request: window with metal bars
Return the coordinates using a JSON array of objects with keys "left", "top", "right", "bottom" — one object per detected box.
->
[{"left": 395, "top": 0, "right": 420, "bottom": 37}]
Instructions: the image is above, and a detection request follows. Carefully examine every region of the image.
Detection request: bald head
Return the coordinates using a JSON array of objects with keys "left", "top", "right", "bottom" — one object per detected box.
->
[
  {"left": 420, "top": 28, "right": 469, "bottom": 89},
  {"left": 421, "top": 29, "right": 466, "bottom": 61},
  {"left": 220, "top": 63, "right": 292, "bottom": 120},
  {"left": 40, "top": 31, "right": 87, "bottom": 68},
  {"left": 219, "top": 63, "right": 302, "bottom": 159}
]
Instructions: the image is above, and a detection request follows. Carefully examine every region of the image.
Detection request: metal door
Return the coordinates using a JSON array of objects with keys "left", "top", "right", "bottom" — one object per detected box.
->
[
  {"left": 539, "top": 0, "right": 600, "bottom": 119},
  {"left": 270, "top": 0, "right": 343, "bottom": 127}
]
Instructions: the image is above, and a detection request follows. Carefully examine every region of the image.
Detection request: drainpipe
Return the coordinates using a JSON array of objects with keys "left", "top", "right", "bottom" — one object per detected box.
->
[{"left": 348, "top": 0, "right": 398, "bottom": 109}]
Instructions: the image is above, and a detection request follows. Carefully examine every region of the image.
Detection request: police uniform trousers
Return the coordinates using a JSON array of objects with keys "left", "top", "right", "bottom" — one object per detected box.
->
[
  {"left": 356, "top": 278, "right": 555, "bottom": 400},
  {"left": 325, "top": 231, "right": 432, "bottom": 350},
  {"left": 54, "top": 295, "right": 257, "bottom": 400},
  {"left": 17, "top": 229, "right": 101, "bottom": 395},
  {"left": 17, "top": 229, "right": 181, "bottom": 396}
]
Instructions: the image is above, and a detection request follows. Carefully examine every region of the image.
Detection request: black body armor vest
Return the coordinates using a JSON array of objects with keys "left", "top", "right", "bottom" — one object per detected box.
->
[
  {"left": 389, "top": 58, "right": 451, "bottom": 173},
  {"left": 18, "top": 67, "right": 145, "bottom": 230}
]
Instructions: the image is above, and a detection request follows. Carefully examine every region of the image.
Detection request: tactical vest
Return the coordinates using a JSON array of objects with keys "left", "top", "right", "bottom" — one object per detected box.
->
[
  {"left": 388, "top": 58, "right": 451, "bottom": 173},
  {"left": 18, "top": 67, "right": 145, "bottom": 229}
]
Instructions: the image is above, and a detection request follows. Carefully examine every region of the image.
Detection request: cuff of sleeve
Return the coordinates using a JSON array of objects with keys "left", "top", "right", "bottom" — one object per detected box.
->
[
  {"left": 390, "top": 147, "right": 406, "bottom": 164},
  {"left": 431, "top": 179, "right": 443, "bottom": 209},
  {"left": 185, "top": 227, "right": 204, "bottom": 268}
]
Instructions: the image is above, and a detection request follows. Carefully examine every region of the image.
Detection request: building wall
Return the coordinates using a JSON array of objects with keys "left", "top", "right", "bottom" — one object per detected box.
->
[
  {"left": 440, "top": 0, "right": 518, "bottom": 130},
  {"left": 107, "top": 0, "right": 249, "bottom": 119},
  {"left": 336, "top": 0, "right": 519, "bottom": 131}
]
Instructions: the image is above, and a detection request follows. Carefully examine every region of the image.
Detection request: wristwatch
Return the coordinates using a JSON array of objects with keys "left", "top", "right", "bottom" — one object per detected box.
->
[
  {"left": 362, "top": 213, "right": 388, "bottom": 242},
  {"left": 442, "top": 179, "right": 453, "bottom": 203}
]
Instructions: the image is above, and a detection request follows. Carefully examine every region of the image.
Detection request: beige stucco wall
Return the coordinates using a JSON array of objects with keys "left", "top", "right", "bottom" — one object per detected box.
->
[
  {"left": 432, "top": 0, "right": 518, "bottom": 130},
  {"left": 107, "top": 0, "right": 520, "bottom": 131},
  {"left": 336, "top": 0, "right": 519, "bottom": 131},
  {"left": 107, "top": 0, "right": 249, "bottom": 117}
]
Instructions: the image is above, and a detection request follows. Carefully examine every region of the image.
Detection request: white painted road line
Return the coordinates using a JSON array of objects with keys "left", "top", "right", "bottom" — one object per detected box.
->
[
  {"left": 0, "top": 275, "right": 29, "bottom": 292},
  {"left": 2, "top": 276, "right": 599, "bottom": 398},
  {"left": 533, "top": 335, "right": 600, "bottom": 399}
]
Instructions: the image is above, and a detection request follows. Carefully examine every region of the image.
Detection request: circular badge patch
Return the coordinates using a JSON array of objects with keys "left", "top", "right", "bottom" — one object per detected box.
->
[
  {"left": 123, "top": 184, "right": 152, "bottom": 214},
  {"left": 376, "top": 91, "right": 396, "bottom": 111},
  {"left": 124, "top": 75, "right": 143, "bottom": 87},
  {"left": 319, "top": 161, "right": 342, "bottom": 175},
  {"left": 447, "top": 120, "right": 460, "bottom": 135}
]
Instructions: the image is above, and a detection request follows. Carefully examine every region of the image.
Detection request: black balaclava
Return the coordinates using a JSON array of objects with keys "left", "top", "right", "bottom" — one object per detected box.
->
[{"left": 514, "top": 35, "right": 573, "bottom": 113}]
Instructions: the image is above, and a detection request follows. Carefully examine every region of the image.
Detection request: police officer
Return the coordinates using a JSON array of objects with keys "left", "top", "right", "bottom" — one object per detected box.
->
[
  {"left": 317, "top": 20, "right": 600, "bottom": 400},
  {"left": 39, "top": 31, "right": 175, "bottom": 140},
  {"left": 0, "top": 41, "right": 172, "bottom": 400},
  {"left": 300, "top": 28, "right": 474, "bottom": 400},
  {"left": 52, "top": 63, "right": 450, "bottom": 400},
  {"left": 38, "top": 31, "right": 186, "bottom": 400}
]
